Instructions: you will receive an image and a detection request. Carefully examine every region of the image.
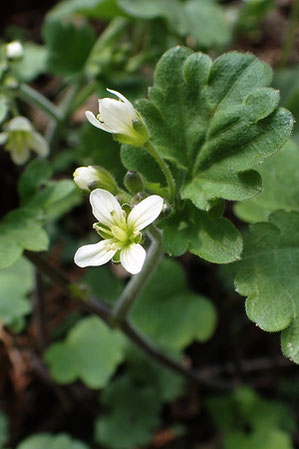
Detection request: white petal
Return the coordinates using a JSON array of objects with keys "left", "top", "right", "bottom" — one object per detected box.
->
[
  {"left": 6, "top": 41, "right": 23, "bottom": 59},
  {"left": 90, "top": 189, "right": 124, "bottom": 227},
  {"left": 8, "top": 116, "right": 32, "bottom": 132},
  {"left": 99, "top": 98, "right": 135, "bottom": 134},
  {"left": 0, "top": 132, "right": 8, "bottom": 145},
  {"left": 74, "top": 239, "right": 116, "bottom": 268},
  {"left": 73, "top": 166, "right": 98, "bottom": 190},
  {"left": 106, "top": 89, "right": 136, "bottom": 116},
  {"left": 120, "top": 243, "right": 146, "bottom": 275},
  {"left": 10, "top": 147, "right": 30, "bottom": 165},
  {"left": 29, "top": 132, "right": 49, "bottom": 156},
  {"left": 85, "top": 111, "right": 114, "bottom": 132},
  {"left": 127, "top": 195, "right": 163, "bottom": 231}
]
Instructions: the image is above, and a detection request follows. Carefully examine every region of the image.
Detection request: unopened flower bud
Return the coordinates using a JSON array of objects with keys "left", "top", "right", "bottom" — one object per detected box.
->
[
  {"left": 124, "top": 170, "right": 144, "bottom": 194},
  {"left": 6, "top": 41, "right": 23, "bottom": 60},
  {"left": 73, "top": 165, "right": 118, "bottom": 193}
]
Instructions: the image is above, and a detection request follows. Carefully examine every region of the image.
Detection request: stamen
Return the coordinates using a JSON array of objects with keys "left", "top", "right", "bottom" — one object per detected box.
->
[
  {"left": 106, "top": 242, "right": 116, "bottom": 251},
  {"left": 96, "top": 113, "right": 104, "bottom": 123}
]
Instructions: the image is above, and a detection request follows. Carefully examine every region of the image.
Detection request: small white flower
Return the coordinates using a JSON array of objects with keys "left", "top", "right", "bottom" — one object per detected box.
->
[
  {"left": 0, "top": 116, "right": 49, "bottom": 165},
  {"left": 6, "top": 41, "right": 23, "bottom": 59},
  {"left": 85, "top": 89, "right": 149, "bottom": 147},
  {"left": 73, "top": 165, "right": 117, "bottom": 193},
  {"left": 74, "top": 189, "right": 163, "bottom": 275}
]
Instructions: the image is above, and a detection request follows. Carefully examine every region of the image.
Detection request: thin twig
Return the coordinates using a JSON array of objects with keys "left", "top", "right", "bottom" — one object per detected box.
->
[{"left": 24, "top": 250, "right": 233, "bottom": 390}]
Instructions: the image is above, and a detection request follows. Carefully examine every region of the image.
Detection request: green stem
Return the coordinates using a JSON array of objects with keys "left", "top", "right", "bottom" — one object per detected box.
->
[
  {"left": 280, "top": 0, "right": 299, "bottom": 68},
  {"left": 144, "top": 141, "right": 176, "bottom": 203},
  {"left": 18, "top": 83, "right": 63, "bottom": 122},
  {"left": 46, "top": 76, "right": 84, "bottom": 150},
  {"left": 85, "top": 17, "right": 128, "bottom": 76},
  {"left": 24, "top": 250, "right": 232, "bottom": 390},
  {"left": 111, "top": 226, "right": 163, "bottom": 324}
]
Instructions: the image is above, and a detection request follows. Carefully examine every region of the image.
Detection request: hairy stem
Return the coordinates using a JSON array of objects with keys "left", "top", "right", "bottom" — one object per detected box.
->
[
  {"left": 145, "top": 141, "right": 176, "bottom": 203},
  {"left": 24, "top": 250, "right": 231, "bottom": 390},
  {"left": 18, "top": 83, "right": 63, "bottom": 122},
  {"left": 111, "top": 226, "right": 163, "bottom": 324}
]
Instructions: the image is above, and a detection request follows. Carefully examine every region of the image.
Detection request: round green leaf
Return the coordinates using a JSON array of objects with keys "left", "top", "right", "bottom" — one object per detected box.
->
[
  {"left": 132, "top": 258, "right": 217, "bottom": 349},
  {"left": 45, "top": 316, "right": 125, "bottom": 388},
  {"left": 235, "top": 211, "right": 299, "bottom": 359},
  {"left": 17, "top": 433, "right": 89, "bottom": 449}
]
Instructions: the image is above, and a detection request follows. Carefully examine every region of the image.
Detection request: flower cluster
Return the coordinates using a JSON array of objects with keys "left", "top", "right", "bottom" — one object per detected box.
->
[{"left": 74, "top": 189, "right": 163, "bottom": 275}]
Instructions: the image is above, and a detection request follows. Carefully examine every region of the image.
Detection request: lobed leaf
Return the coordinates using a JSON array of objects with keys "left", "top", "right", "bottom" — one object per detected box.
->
[
  {"left": 95, "top": 376, "right": 161, "bottom": 449},
  {"left": 131, "top": 258, "right": 217, "bottom": 349},
  {"left": 235, "top": 210, "right": 299, "bottom": 363},
  {"left": 11, "top": 43, "right": 47, "bottom": 82},
  {"left": 43, "top": 19, "right": 96, "bottom": 77},
  {"left": 234, "top": 140, "right": 299, "bottom": 223},
  {"left": 17, "top": 433, "right": 89, "bottom": 449},
  {"left": 47, "top": 0, "right": 123, "bottom": 21},
  {"left": 0, "top": 257, "right": 33, "bottom": 331},
  {"left": 208, "top": 386, "right": 296, "bottom": 449},
  {"left": 45, "top": 316, "right": 125, "bottom": 388},
  {"left": 138, "top": 47, "right": 293, "bottom": 210},
  {"left": 162, "top": 203, "right": 243, "bottom": 264},
  {"left": 183, "top": 0, "right": 231, "bottom": 48},
  {"left": 18, "top": 159, "right": 52, "bottom": 203},
  {"left": 125, "top": 346, "right": 184, "bottom": 402},
  {"left": 0, "top": 208, "right": 49, "bottom": 269}
]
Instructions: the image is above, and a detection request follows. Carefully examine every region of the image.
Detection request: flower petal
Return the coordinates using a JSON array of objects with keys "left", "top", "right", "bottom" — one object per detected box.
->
[
  {"left": 85, "top": 111, "right": 114, "bottom": 133},
  {"left": 10, "top": 147, "right": 30, "bottom": 165},
  {"left": 106, "top": 89, "right": 136, "bottom": 116},
  {"left": 29, "top": 132, "right": 49, "bottom": 156},
  {"left": 127, "top": 195, "right": 163, "bottom": 231},
  {"left": 0, "top": 132, "right": 8, "bottom": 145},
  {"left": 99, "top": 98, "right": 135, "bottom": 134},
  {"left": 120, "top": 243, "right": 146, "bottom": 274},
  {"left": 8, "top": 116, "right": 32, "bottom": 132},
  {"left": 90, "top": 189, "right": 124, "bottom": 227},
  {"left": 74, "top": 239, "right": 116, "bottom": 268}
]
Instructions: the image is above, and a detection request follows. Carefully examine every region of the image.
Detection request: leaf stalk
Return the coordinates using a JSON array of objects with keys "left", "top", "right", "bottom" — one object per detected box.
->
[{"left": 144, "top": 141, "right": 176, "bottom": 203}]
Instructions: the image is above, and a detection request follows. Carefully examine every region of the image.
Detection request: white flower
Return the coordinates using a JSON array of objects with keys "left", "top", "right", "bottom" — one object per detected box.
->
[
  {"left": 0, "top": 116, "right": 49, "bottom": 165},
  {"left": 6, "top": 41, "right": 23, "bottom": 59},
  {"left": 85, "top": 89, "right": 149, "bottom": 147},
  {"left": 74, "top": 189, "right": 163, "bottom": 275},
  {"left": 73, "top": 165, "right": 117, "bottom": 193}
]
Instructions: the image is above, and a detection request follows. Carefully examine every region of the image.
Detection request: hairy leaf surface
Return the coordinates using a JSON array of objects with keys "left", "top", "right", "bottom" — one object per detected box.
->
[
  {"left": 235, "top": 211, "right": 299, "bottom": 362},
  {"left": 234, "top": 140, "right": 299, "bottom": 223},
  {"left": 138, "top": 47, "right": 293, "bottom": 210}
]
